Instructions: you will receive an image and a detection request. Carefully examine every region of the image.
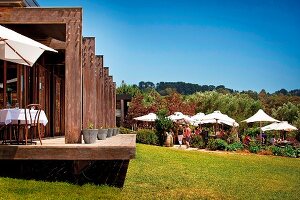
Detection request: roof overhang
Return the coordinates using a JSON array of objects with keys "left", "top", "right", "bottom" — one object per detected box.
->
[{"left": 0, "top": 0, "right": 39, "bottom": 7}]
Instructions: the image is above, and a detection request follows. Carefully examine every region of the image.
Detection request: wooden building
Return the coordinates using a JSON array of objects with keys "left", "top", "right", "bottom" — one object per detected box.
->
[
  {"left": 0, "top": 1, "right": 116, "bottom": 142},
  {"left": 0, "top": 0, "right": 134, "bottom": 187}
]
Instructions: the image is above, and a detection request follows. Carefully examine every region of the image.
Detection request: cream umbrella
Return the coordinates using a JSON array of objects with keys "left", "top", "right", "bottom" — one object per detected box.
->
[
  {"left": 0, "top": 25, "right": 57, "bottom": 66},
  {"left": 261, "top": 121, "right": 298, "bottom": 132},
  {"left": 167, "top": 112, "right": 191, "bottom": 123},
  {"left": 242, "top": 109, "right": 279, "bottom": 142},
  {"left": 134, "top": 113, "right": 157, "bottom": 122},
  {"left": 201, "top": 111, "right": 237, "bottom": 126},
  {"left": 200, "top": 111, "right": 238, "bottom": 134}
]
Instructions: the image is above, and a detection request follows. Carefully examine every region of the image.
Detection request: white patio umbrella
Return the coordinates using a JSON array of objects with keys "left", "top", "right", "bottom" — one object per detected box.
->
[
  {"left": 134, "top": 113, "right": 157, "bottom": 122},
  {"left": 242, "top": 109, "right": 279, "bottom": 142},
  {"left": 190, "top": 112, "right": 205, "bottom": 121},
  {"left": 201, "top": 110, "right": 237, "bottom": 126},
  {"left": 242, "top": 109, "right": 279, "bottom": 123},
  {"left": 261, "top": 121, "right": 298, "bottom": 132},
  {"left": 199, "top": 111, "right": 238, "bottom": 134},
  {"left": 168, "top": 112, "right": 191, "bottom": 123},
  {"left": 0, "top": 25, "right": 57, "bottom": 66}
]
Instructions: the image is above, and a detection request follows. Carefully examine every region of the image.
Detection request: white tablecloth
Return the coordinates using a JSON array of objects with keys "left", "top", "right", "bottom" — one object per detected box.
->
[
  {"left": 0, "top": 108, "right": 48, "bottom": 126},
  {"left": 0, "top": 109, "right": 12, "bottom": 125}
]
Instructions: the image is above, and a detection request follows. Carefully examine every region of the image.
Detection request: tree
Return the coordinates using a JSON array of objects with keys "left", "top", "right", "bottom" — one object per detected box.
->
[
  {"left": 116, "top": 82, "right": 141, "bottom": 97},
  {"left": 138, "top": 81, "right": 155, "bottom": 91},
  {"left": 272, "top": 102, "right": 300, "bottom": 123},
  {"left": 155, "top": 109, "right": 173, "bottom": 146},
  {"left": 275, "top": 89, "right": 288, "bottom": 96}
]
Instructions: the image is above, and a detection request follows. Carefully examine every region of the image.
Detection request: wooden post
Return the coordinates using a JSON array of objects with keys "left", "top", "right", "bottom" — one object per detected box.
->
[
  {"left": 120, "top": 99, "right": 125, "bottom": 127},
  {"left": 108, "top": 76, "right": 113, "bottom": 127},
  {"left": 82, "top": 38, "right": 96, "bottom": 129},
  {"left": 112, "top": 82, "right": 116, "bottom": 127},
  {"left": 103, "top": 67, "right": 109, "bottom": 128},
  {"left": 3, "top": 61, "right": 7, "bottom": 108},
  {"left": 95, "top": 55, "right": 104, "bottom": 128}
]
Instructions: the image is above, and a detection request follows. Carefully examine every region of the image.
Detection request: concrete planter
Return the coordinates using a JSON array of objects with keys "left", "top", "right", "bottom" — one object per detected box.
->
[
  {"left": 112, "top": 128, "right": 118, "bottom": 136},
  {"left": 82, "top": 129, "right": 98, "bottom": 144},
  {"left": 107, "top": 128, "right": 113, "bottom": 138},
  {"left": 98, "top": 129, "right": 108, "bottom": 140},
  {"left": 116, "top": 128, "right": 120, "bottom": 135}
]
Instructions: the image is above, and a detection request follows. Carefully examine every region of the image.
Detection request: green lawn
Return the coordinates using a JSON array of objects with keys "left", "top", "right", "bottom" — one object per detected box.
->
[{"left": 0, "top": 144, "right": 299, "bottom": 199}]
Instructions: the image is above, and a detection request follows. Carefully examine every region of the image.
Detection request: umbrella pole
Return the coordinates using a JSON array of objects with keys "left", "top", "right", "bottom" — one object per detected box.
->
[
  {"left": 260, "top": 121, "right": 262, "bottom": 144},
  {"left": 5, "top": 41, "right": 31, "bottom": 66}
]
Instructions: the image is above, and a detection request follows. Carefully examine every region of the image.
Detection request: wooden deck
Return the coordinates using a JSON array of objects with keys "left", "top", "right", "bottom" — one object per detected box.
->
[
  {"left": 0, "top": 134, "right": 136, "bottom": 187},
  {"left": 0, "top": 134, "right": 136, "bottom": 160}
]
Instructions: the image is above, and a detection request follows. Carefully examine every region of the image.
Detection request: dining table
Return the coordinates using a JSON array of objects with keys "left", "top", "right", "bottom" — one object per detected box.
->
[{"left": 0, "top": 108, "right": 48, "bottom": 144}]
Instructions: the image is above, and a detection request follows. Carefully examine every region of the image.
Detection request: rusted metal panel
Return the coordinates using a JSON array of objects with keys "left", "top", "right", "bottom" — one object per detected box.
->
[{"left": 0, "top": 8, "right": 83, "bottom": 144}]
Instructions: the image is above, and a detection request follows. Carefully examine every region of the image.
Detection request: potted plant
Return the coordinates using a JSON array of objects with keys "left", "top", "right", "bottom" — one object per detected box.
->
[
  {"left": 112, "top": 127, "right": 118, "bottom": 136},
  {"left": 82, "top": 122, "right": 98, "bottom": 144},
  {"left": 97, "top": 127, "right": 108, "bottom": 140},
  {"left": 107, "top": 127, "right": 113, "bottom": 138}
]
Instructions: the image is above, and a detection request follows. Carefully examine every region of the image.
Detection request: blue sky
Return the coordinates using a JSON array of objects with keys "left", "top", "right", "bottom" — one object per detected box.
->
[{"left": 39, "top": 0, "right": 300, "bottom": 92}]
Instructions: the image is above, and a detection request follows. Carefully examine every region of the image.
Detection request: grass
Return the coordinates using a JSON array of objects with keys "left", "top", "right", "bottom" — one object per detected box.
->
[{"left": 0, "top": 144, "right": 299, "bottom": 199}]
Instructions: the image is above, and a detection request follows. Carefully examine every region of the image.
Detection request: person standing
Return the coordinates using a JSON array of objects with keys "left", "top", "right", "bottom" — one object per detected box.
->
[
  {"left": 177, "top": 125, "right": 184, "bottom": 147},
  {"left": 184, "top": 124, "right": 192, "bottom": 148}
]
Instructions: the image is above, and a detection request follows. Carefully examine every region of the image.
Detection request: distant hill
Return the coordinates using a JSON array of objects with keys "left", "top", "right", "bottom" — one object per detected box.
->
[{"left": 137, "top": 81, "right": 300, "bottom": 96}]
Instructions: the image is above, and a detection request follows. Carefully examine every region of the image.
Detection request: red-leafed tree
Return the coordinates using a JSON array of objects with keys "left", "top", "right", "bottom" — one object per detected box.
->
[{"left": 165, "top": 92, "right": 196, "bottom": 115}]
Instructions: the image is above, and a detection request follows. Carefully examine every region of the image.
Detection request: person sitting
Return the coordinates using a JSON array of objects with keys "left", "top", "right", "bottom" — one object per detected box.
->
[
  {"left": 270, "top": 136, "right": 276, "bottom": 145},
  {"left": 194, "top": 127, "right": 200, "bottom": 135},
  {"left": 243, "top": 135, "right": 251, "bottom": 146}
]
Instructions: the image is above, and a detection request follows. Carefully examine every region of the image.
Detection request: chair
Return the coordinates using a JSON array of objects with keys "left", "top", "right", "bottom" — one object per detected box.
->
[{"left": 24, "top": 104, "right": 43, "bottom": 145}]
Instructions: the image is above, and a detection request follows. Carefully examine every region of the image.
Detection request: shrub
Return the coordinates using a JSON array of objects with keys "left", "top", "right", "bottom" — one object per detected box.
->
[
  {"left": 296, "top": 148, "right": 300, "bottom": 158},
  {"left": 248, "top": 141, "right": 262, "bottom": 154},
  {"left": 226, "top": 142, "right": 244, "bottom": 151},
  {"left": 207, "top": 139, "right": 218, "bottom": 151},
  {"left": 270, "top": 146, "right": 284, "bottom": 156},
  {"left": 190, "top": 135, "right": 206, "bottom": 149},
  {"left": 207, "top": 139, "right": 228, "bottom": 151},
  {"left": 283, "top": 145, "right": 297, "bottom": 158},
  {"left": 216, "top": 139, "right": 228, "bottom": 150},
  {"left": 119, "top": 127, "right": 133, "bottom": 134},
  {"left": 136, "top": 129, "right": 158, "bottom": 145},
  {"left": 155, "top": 109, "right": 173, "bottom": 146},
  {"left": 244, "top": 127, "right": 260, "bottom": 138}
]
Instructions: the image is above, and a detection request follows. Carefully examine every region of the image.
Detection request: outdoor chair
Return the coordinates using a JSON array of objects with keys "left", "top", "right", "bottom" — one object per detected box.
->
[{"left": 24, "top": 104, "right": 43, "bottom": 145}]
